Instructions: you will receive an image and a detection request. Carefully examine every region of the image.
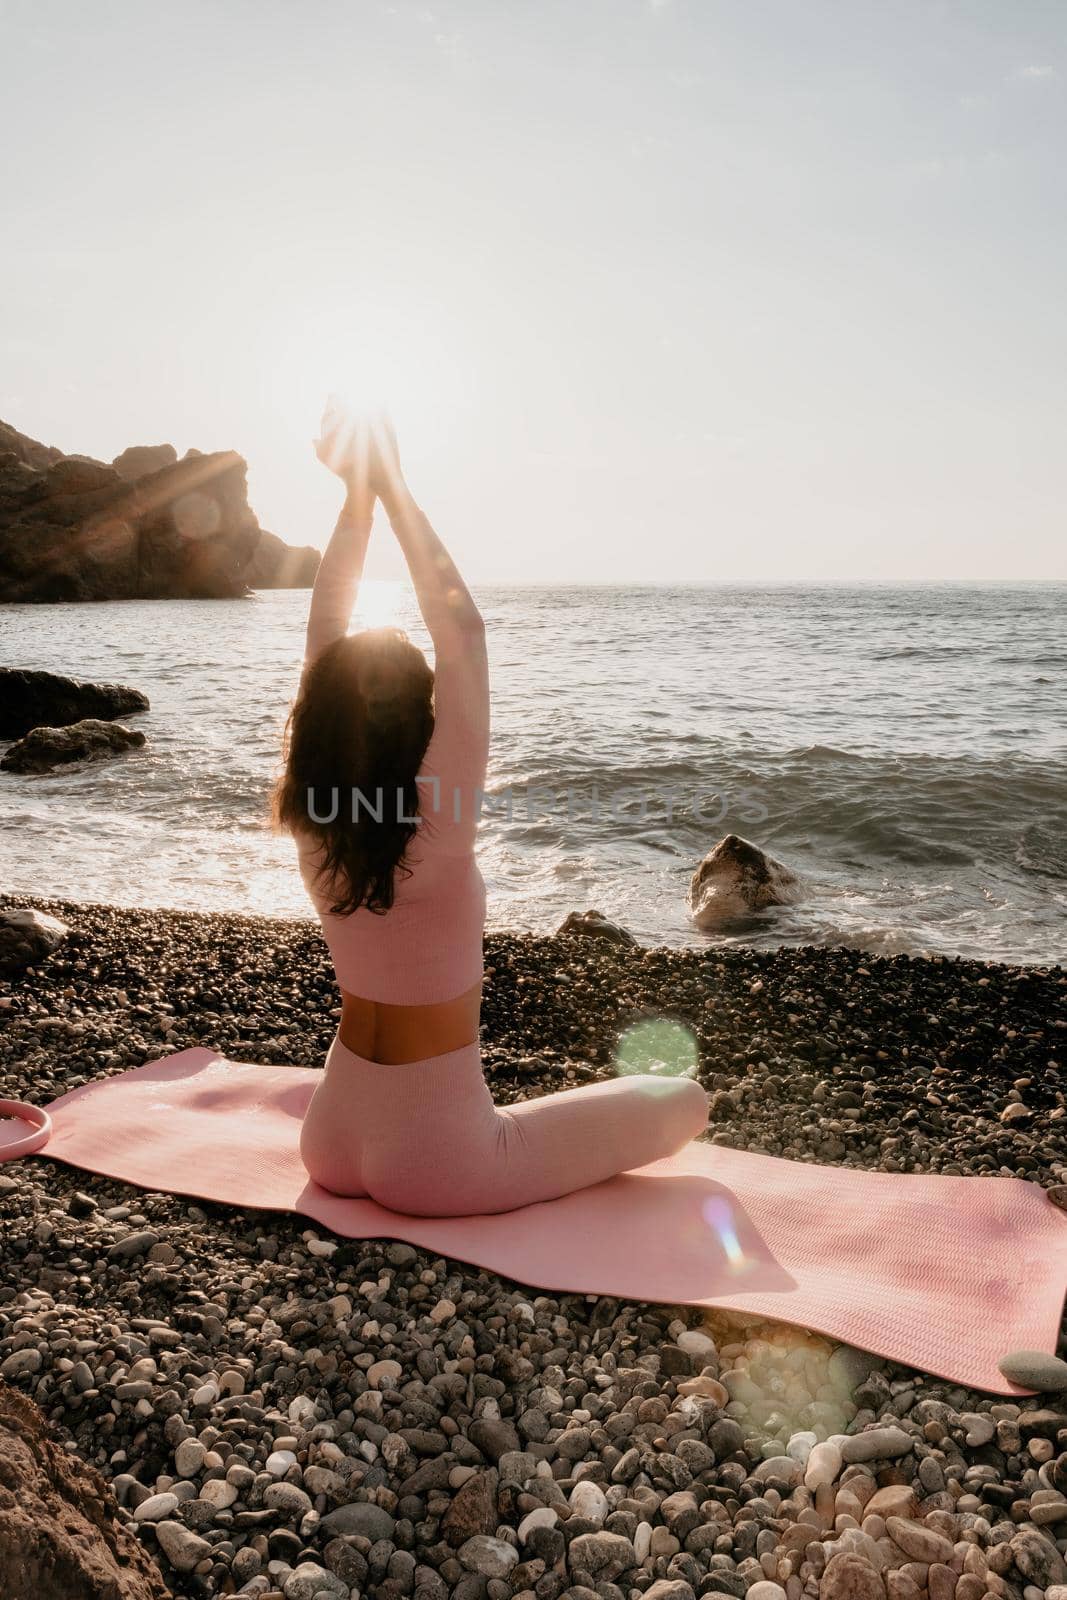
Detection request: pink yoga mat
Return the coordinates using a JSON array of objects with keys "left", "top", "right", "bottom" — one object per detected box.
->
[{"left": 30, "top": 1048, "right": 1067, "bottom": 1396}]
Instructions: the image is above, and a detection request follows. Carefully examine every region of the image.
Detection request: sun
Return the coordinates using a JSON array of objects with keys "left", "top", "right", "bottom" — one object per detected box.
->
[
  {"left": 354, "top": 579, "right": 405, "bottom": 630},
  {"left": 271, "top": 299, "right": 472, "bottom": 458}
]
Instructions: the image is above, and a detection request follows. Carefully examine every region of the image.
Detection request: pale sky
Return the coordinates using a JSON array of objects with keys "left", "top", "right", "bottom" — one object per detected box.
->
[{"left": 1, "top": 0, "right": 1064, "bottom": 581}]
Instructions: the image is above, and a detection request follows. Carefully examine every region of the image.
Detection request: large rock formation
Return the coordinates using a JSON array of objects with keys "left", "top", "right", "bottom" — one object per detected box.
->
[
  {"left": 0, "top": 1380, "right": 172, "bottom": 1599},
  {"left": 0, "top": 418, "right": 318, "bottom": 601},
  {"left": 0, "top": 667, "right": 149, "bottom": 739},
  {"left": 0, "top": 718, "right": 146, "bottom": 774},
  {"left": 244, "top": 527, "right": 321, "bottom": 588}
]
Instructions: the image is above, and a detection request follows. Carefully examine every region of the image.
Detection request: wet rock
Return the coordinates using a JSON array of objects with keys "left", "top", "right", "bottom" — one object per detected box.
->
[
  {"left": 687, "top": 834, "right": 799, "bottom": 927},
  {"left": 0, "top": 666, "right": 149, "bottom": 739},
  {"left": 1, "top": 718, "right": 146, "bottom": 774},
  {"left": 555, "top": 909, "right": 636, "bottom": 946}
]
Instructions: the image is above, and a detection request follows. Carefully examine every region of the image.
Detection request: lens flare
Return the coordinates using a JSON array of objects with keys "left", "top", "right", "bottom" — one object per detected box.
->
[
  {"left": 701, "top": 1194, "right": 746, "bottom": 1272},
  {"left": 614, "top": 1018, "right": 698, "bottom": 1086}
]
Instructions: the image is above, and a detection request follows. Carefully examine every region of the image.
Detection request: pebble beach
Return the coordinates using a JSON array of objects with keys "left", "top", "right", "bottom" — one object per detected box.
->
[{"left": 1, "top": 893, "right": 1066, "bottom": 1600}]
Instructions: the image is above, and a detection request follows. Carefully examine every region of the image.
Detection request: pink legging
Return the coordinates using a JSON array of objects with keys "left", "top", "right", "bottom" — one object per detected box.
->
[{"left": 300, "top": 1034, "right": 709, "bottom": 1216}]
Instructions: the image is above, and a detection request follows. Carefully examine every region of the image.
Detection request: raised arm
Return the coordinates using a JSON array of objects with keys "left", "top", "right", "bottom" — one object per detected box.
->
[
  {"left": 303, "top": 406, "right": 375, "bottom": 667},
  {"left": 304, "top": 489, "right": 374, "bottom": 667},
  {"left": 370, "top": 419, "right": 489, "bottom": 820},
  {"left": 370, "top": 418, "right": 484, "bottom": 653}
]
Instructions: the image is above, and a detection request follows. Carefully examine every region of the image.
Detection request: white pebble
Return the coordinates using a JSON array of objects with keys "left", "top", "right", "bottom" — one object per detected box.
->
[
  {"left": 198, "top": 1478, "right": 238, "bottom": 1509},
  {"left": 173, "top": 1439, "right": 206, "bottom": 1478},
  {"left": 804, "top": 1439, "right": 843, "bottom": 1491},
  {"left": 786, "top": 1430, "right": 818, "bottom": 1465},
  {"left": 569, "top": 1481, "right": 608, "bottom": 1523},
  {"left": 676, "top": 1328, "right": 717, "bottom": 1359},
  {"left": 133, "top": 1492, "right": 179, "bottom": 1522},
  {"left": 265, "top": 1450, "right": 298, "bottom": 1477},
  {"left": 518, "top": 1507, "right": 559, "bottom": 1542}
]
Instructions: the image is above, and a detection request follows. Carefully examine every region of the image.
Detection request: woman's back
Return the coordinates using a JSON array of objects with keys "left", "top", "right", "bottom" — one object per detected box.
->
[{"left": 288, "top": 423, "right": 490, "bottom": 1033}]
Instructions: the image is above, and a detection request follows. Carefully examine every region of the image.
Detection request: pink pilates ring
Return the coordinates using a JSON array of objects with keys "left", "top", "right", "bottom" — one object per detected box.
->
[{"left": 0, "top": 1100, "right": 52, "bottom": 1161}]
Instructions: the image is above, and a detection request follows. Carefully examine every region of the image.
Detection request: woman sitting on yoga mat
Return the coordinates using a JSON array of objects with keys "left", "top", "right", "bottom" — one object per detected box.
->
[{"left": 275, "top": 404, "right": 708, "bottom": 1215}]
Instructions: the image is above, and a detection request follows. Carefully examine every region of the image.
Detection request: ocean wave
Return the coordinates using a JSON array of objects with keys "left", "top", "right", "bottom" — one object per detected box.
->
[
  {"left": 871, "top": 645, "right": 981, "bottom": 661},
  {"left": 4, "top": 583, "right": 1066, "bottom": 965}
]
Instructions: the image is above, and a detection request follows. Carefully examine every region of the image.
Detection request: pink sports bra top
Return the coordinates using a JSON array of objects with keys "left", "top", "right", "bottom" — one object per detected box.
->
[{"left": 293, "top": 504, "right": 490, "bottom": 1006}]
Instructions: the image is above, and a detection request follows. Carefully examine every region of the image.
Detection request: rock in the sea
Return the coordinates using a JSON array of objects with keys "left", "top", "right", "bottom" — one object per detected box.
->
[
  {"left": 998, "top": 1348, "right": 1067, "bottom": 1392},
  {"left": 0, "top": 718, "right": 146, "bottom": 773},
  {"left": 0, "top": 416, "right": 316, "bottom": 601},
  {"left": 244, "top": 527, "right": 321, "bottom": 588},
  {"left": 687, "top": 833, "right": 799, "bottom": 927},
  {"left": 0, "top": 908, "right": 69, "bottom": 973},
  {"left": 555, "top": 908, "right": 636, "bottom": 946},
  {"left": 0, "top": 667, "right": 149, "bottom": 739},
  {"left": 0, "top": 1380, "right": 171, "bottom": 1599}
]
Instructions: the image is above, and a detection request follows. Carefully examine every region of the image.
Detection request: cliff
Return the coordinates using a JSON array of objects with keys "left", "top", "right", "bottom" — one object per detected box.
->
[{"left": 0, "top": 419, "right": 319, "bottom": 601}]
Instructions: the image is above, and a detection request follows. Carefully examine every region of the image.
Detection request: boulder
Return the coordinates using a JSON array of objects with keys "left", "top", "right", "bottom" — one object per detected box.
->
[
  {"left": 0, "top": 1380, "right": 172, "bottom": 1599},
  {"left": 111, "top": 443, "right": 178, "bottom": 481},
  {"left": 687, "top": 833, "right": 799, "bottom": 927},
  {"left": 1, "top": 718, "right": 146, "bottom": 774},
  {"left": 555, "top": 909, "right": 636, "bottom": 946},
  {"left": 0, "top": 416, "right": 315, "bottom": 601},
  {"left": 0, "top": 908, "right": 69, "bottom": 973},
  {"left": 0, "top": 667, "right": 149, "bottom": 739}
]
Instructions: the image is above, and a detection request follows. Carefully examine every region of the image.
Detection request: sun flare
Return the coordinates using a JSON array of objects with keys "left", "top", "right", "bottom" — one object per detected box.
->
[
  {"left": 272, "top": 301, "right": 472, "bottom": 458},
  {"left": 353, "top": 578, "right": 405, "bottom": 631}
]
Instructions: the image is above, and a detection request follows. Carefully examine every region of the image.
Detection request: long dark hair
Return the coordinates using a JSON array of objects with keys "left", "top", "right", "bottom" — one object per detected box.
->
[{"left": 273, "top": 628, "right": 435, "bottom": 915}]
